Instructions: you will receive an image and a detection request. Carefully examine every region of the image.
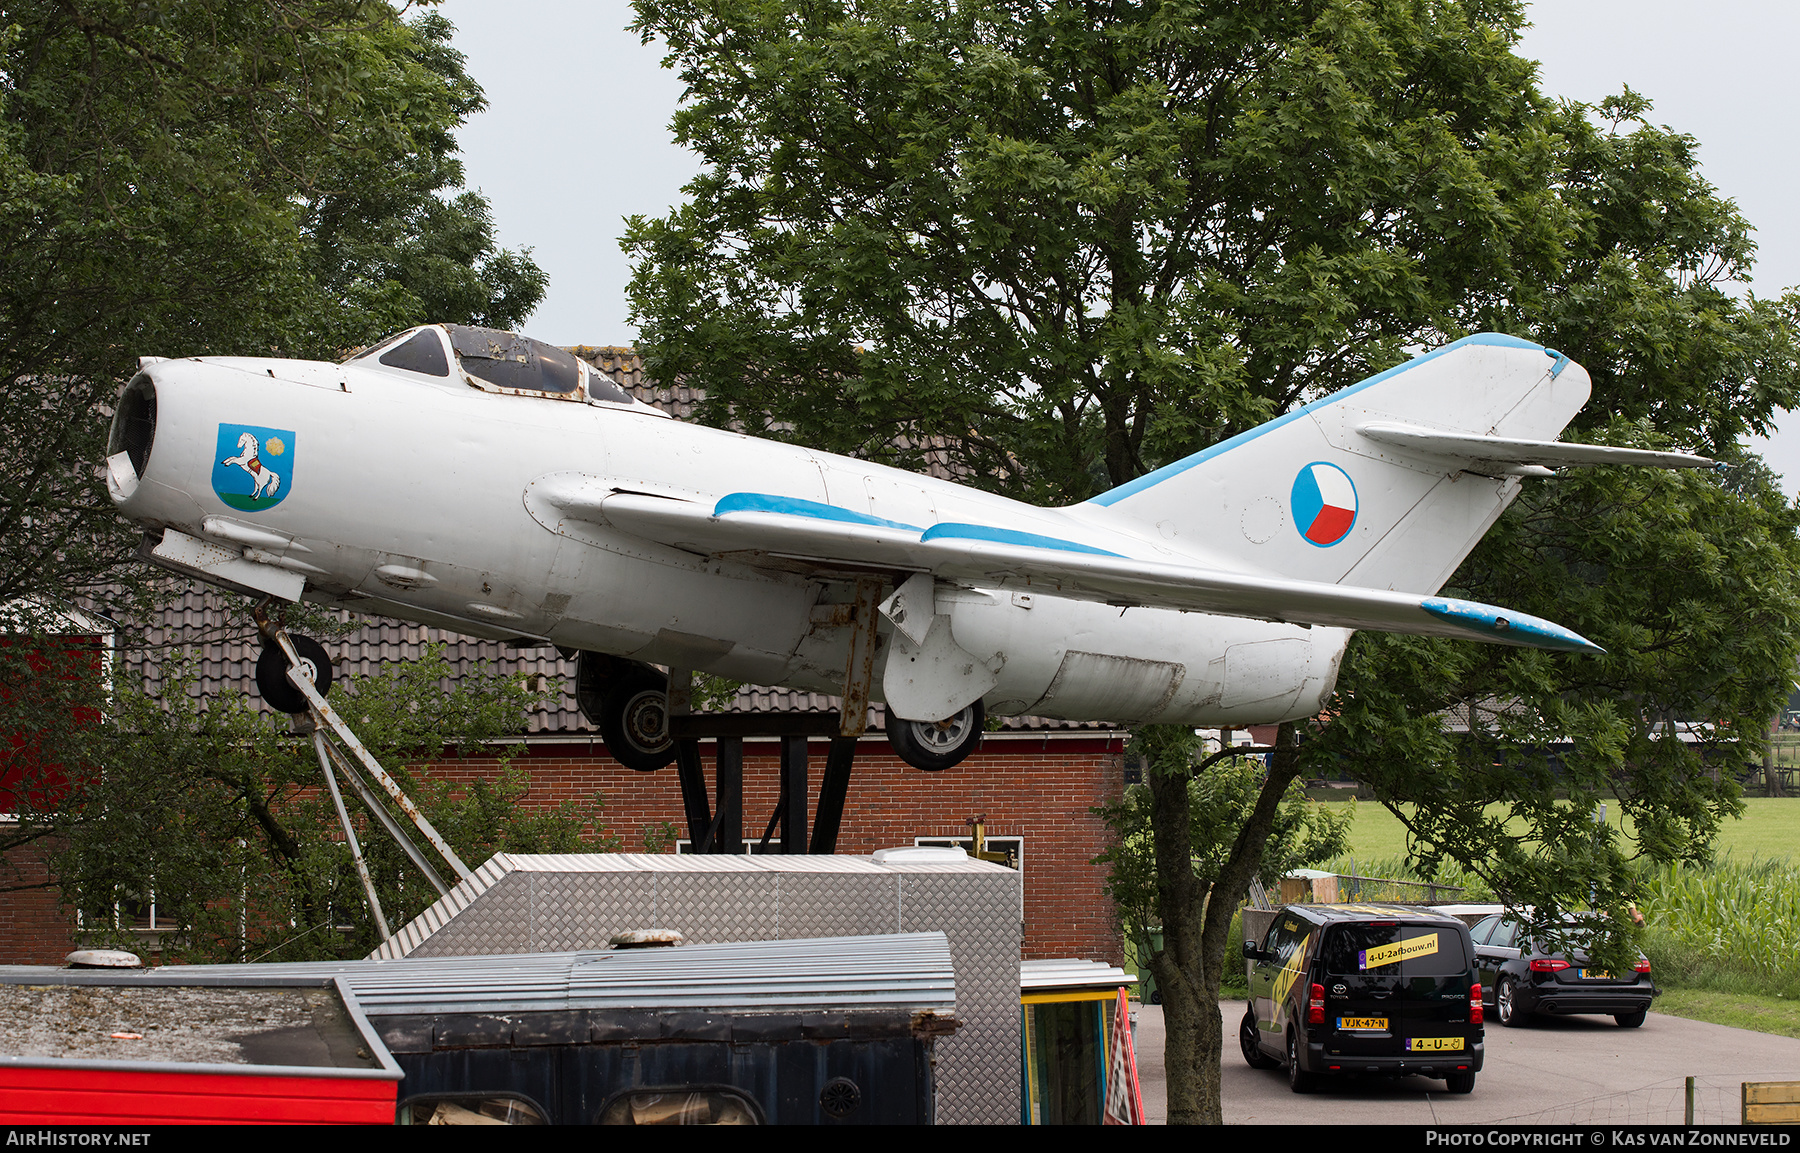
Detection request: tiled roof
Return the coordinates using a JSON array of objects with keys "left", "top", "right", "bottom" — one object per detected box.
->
[
  {"left": 131, "top": 587, "right": 1113, "bottom": 734},
  {"left": 124, "top": 347, "right": 1116, "bottom": 735}
]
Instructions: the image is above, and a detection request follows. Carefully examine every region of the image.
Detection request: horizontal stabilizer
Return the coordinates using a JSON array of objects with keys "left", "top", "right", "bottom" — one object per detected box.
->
[
  {"left": 541, "top": 480, "right": 1603, "bottom": 654},
  {"left": 1357, "top": 422, "right": 1717, "bottom": 473}
]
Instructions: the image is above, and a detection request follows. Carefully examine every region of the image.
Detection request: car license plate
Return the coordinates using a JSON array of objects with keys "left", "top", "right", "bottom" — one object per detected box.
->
[
  {"left": 1339, "top": 1017, "right": 1386, "bottom": 1031},
  {"left": 1579, "top": 969, "right": 1613, "bottom": 980},
  {"left": 1406, "top": 1037, "right": 1465, "bottom": 1052}
]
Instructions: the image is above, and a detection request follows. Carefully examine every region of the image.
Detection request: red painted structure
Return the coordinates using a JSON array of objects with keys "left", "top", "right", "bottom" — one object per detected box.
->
[
  {"left": 0, "top": 975, "right": 401, "bottom": 1124},
  {"left": 0, "top": 1064, "right": 399, "bottom": 1124}
]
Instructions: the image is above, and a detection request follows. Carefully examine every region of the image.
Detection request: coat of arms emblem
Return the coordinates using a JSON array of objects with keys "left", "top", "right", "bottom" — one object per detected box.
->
[{"left": 212, "top": 424, "right": 295, "bottom": 511}]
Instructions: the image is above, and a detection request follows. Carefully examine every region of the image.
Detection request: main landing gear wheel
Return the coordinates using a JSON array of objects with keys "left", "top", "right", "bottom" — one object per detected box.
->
[
  {"left": 576, "top": 652, "right": 675, "bottom": 773},
  {"left": 885, "top": 699, "right": 985, "bottom": 771},
  {"left": 255, "top": 634, "right": 333, "bottom": 715}
]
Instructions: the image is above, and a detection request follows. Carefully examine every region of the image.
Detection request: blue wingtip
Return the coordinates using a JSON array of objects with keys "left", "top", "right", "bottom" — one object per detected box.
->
[{"left": 1420, "top": 598, "right": 1605, "bottom": 654}]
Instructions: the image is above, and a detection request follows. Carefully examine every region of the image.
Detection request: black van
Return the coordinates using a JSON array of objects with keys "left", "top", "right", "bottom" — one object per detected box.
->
[{"left": 1241, "top": 904, "right": 1484, "bottom": 1094}]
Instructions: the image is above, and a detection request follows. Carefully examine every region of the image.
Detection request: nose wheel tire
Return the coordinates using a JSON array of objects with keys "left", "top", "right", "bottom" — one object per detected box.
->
[
  {"left": 1241, "top": 1010, "right": 1278, "bottom": 1069},
  {"left": 886, "top": 699, "right": 984, "bottom": 771},
  {"left": 255, "top": 635, "right": 333, "bottom": 715}
]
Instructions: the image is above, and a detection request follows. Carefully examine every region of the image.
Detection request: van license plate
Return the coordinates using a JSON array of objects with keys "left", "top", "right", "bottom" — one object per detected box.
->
[
  {"left": 1406, "top": 1037, "right": 1465, "bottom": 1052},
  {"left": 1339, "top": 1017, "right": 1386, "bottom": 1031}
]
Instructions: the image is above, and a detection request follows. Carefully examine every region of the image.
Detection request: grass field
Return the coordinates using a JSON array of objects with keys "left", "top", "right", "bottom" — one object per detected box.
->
[{"left": 1321, "top": 797, "right": 1800, "bottom": 864}]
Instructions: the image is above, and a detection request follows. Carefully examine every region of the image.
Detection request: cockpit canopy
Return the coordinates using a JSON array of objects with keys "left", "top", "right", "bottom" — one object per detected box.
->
[{"left": 344, "top": 324, "right": 649, "bottom": 410}]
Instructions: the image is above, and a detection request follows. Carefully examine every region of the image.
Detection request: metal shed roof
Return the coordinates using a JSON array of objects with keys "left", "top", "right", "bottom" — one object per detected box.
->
[
  {"left": 50, "top": 932, "right": 956, "bottom": 1019},
  {"left": 1019, "top": 958, "right": 1135, "bottom": 993}
]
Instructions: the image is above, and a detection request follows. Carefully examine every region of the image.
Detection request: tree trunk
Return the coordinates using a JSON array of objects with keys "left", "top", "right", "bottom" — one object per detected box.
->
[{"left": 1150, "top": 720, "right": 1307, "bottom": 1124}]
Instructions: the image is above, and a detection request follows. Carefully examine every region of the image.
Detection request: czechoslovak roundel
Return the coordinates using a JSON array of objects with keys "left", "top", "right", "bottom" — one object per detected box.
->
[{"left": 1291, "top": 462, "right": 1358, "bottom": 547}]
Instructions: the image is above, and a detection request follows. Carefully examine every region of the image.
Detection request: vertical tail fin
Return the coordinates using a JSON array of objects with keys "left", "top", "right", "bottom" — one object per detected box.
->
[{"left": 1082, "top": 335, "right": 1591, "bottom": 594}]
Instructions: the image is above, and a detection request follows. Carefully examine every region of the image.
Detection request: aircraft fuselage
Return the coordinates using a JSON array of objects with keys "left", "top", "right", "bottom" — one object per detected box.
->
[{"left": 108, "top": 348, "right": 1345, "bottom": 726}]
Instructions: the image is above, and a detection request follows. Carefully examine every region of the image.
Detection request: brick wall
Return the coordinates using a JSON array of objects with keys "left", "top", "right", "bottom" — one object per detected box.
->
[
  {"left": 0, "top": 836, "right": 77, "bottom": 965},
  {"left": 0, "top": 732, "right": 1128, "bottom": 967}
]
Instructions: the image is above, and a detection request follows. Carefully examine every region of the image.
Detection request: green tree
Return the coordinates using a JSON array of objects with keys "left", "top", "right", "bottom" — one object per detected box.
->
[
  {"left": 0, "top": 0, "right": 545, "bottom": 617},
  {"left": 1094, "top": 731, "right": 1351, "bottom": 977},
  {"left": 0, "top": 1, "right": 547, "bottom": 889},
  {"left": 624, "top": 0, "right": 1800, "bottom": 1121}
]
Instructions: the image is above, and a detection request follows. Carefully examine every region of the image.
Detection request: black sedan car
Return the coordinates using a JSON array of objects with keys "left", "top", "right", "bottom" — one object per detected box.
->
[{"left": 1469, "top": 913, "right": 1657, "bottom": 1028}]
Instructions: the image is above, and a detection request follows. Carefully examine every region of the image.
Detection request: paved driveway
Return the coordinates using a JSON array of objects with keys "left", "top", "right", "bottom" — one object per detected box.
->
[{"left": 1134, "top": 1005, "right": 1800, "bottom": 1125}]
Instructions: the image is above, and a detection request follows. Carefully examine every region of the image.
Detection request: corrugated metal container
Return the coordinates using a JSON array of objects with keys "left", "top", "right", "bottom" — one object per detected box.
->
[{"left": 363, "top": 851, "right": 1022, "bottom": 1124}]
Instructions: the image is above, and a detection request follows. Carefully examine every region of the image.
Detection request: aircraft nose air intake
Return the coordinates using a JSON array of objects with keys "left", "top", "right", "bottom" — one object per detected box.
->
[
  {"left": 106, "top": 373, "right": 157, "bottom": 502},
  {"left": 1419, "top": 598, "right": 1604, "bottom": 653}
]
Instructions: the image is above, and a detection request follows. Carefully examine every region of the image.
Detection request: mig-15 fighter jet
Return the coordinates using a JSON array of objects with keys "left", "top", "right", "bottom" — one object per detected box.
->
[{"left": 105, "top": 326, "right": 1712, "bottom": 772}]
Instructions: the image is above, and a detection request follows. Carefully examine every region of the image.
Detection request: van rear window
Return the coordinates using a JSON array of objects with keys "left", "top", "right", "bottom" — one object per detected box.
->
[{"left": 1321, "top": 925, "right": 1469, "bottom": 976}]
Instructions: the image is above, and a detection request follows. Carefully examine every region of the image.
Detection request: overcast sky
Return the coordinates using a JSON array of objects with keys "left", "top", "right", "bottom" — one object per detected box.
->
[{"left": 435, "top": 0, "right": 1800, "bottom": 486}]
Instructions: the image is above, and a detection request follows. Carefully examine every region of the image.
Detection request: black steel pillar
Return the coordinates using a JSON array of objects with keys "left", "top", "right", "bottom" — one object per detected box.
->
[
  {"left": 779, "top": 735, "right": 808, "bottom": 854},
  {"left": 810, "top": 735, "right": 857, "bottom": 854},
  {"left": 674, "top": 739, "right": 712, "bottom": 847},
  {"left": 714, "top": 737, "right": 743, "bottom": 854}
]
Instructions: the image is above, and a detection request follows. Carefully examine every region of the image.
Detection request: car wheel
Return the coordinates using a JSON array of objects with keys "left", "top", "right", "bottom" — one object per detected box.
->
[
  {"left": 255, "top": 635, "right": 333, "bottom": 714},
  {"left": 1614, "top": 1009, "right": 1646, "bottom": 1028},
  {"left": 1241, "top": 1009, "right": 1278, "bottom": 1070},
  {"left": 1286, "top": 1029, "right": 1317, "bottom": 1093},
  {"left": 886, "top": 699, "right": 984, "bottom": 771},
  {"left": 1497, "top": 976, "right": 1527, "bottom": 1028},
  {"left": 1445, "top": 1070, "right": 1476, "bottom": 1095}
]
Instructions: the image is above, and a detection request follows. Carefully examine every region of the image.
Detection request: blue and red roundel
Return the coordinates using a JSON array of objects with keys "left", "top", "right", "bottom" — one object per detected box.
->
[{"left": 1290, "top": 462, "right": 1358, "bottom": 547}]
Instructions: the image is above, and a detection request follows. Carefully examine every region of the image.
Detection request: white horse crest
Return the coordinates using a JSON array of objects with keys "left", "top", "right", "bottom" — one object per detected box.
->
[{"left": 221, "top": 431, "right": 281, "bottom": 499}]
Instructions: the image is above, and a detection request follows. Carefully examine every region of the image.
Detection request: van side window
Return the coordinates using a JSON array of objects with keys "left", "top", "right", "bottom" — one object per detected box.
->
[{"left": 1264, "top": 917, "right": 1308, "bottom": 966}]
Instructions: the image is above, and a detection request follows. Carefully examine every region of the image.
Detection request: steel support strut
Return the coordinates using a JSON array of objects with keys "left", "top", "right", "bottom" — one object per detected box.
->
[
  {"left": 256, "top": 607, "right": 471, "bottom": 904},
  {"left": 310, "top": 729, "right": 391, "bottom": 940}
]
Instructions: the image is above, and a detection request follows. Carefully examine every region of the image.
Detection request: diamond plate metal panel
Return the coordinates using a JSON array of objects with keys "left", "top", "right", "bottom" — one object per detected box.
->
[
  {"left": 898, "top": 870, "right": 1023, "bottom": 1126},
  {"left": 409, "top": 873, "right": 533, "bottom": 958},
  {"left": 773, "top": 873, "right": 898, "bottom": 939},
  {"left": 648, "top": 872, "right": 780, "bottom": 943},
  {"left": 527, "top": 871, "right": 658, "bottom": 951}
]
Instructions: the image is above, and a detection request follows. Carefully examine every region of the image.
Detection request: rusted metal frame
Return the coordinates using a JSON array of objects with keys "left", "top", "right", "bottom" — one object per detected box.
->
[
  {"left": 311, "top": 730, "right": 391, "bottom": 941},
  {"left": 317, "top": 732, "right": 452, "bottom": 897},
  {"left": 266, "top": 625, "right": 472, "bottom": 881},
  {"left": 780, "top": 735, "right": 808, "bottom": 854},
  {"left": 809, "top": 735, "right": 858, "bottom": 854},
  {"left": 839, "top": 577, "right": 883, "bottom": 738},
  {"left": 713, "top": 737, "right": 743, "bottom": 854}
]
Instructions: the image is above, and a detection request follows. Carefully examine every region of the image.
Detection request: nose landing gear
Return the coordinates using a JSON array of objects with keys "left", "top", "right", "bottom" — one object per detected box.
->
[{"left": 255, "top": 633, "right": 333, "bottom": 714}]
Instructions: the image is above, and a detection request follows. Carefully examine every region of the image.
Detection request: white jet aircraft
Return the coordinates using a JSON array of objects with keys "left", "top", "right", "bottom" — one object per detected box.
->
[{"left": 105, "top": 326, "right": 1713, "bottom": 771}]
